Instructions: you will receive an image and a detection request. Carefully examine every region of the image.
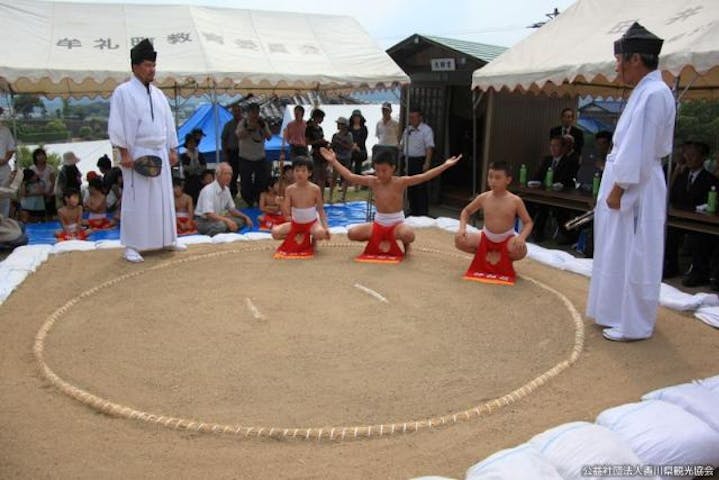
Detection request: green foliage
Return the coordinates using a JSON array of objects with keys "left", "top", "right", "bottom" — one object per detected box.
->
[
  {"left": 78, "top": 126, "right": 93, "bottom": 139},
  {"left": 676, "top": 99, "right": 719, "bottom": 154},
  {"left": 15, "top": 145, "right": 62, "bottom": 169},
  {"left": 14, "top": 94, "right": 43, "bottom": 119}
]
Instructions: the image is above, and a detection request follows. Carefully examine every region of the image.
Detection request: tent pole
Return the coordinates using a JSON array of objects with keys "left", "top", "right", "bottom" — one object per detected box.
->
[
  {"left": 173, "top": 83, "right": 179, "bottom": 128},
  {"left": 213, "top": 81, "right": 220, "bottom": 166},
  {"left": 471, "top": 90, "right": 484, "bottom": 197},
  {"left": 480, "top": 89, "right": 494, "bottom": 194}
]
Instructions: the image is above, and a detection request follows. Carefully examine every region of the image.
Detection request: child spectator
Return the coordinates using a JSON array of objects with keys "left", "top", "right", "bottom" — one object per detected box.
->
[
  {"left": 201, "top": 169, "right": 215, "bottom": 188},
  {"left": 56, "top": 189, "right": 90, "bottom": 241},
  {"left": 84, "top": 177, "right": 116, "bottom": 230},
  {"left": 173, "top": 176, "right": 197, "bottom": 235},
  {"left": 272, "top": 157, "right": 329, "bottom": 258},
  {"left": 329, "top": 117, "right": 354, "bottom": 203},
  {"left": 279, "top": 164, "right": 294, "bottom": 197},
  {"left": 55, "top": 151, "right": 82, "bottom": 210},
  {"left": 258, "top": 176, "right": 284, "bottom": 230},
  {"left": 455, "top": 161, "right": 533, "bottom": 285},
  {"left": 19, "top": 168, "right": 46, "bottom": 223}
]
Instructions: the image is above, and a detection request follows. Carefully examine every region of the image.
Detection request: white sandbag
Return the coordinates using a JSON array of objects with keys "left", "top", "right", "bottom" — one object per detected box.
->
[
  {"left": 328, "top": 226, "right": 348, "bottom": 235},
  {"left": 176, "top": 235, "right": 213, "bottom": 245},
  {"left": 51, "top": 240, "right": 97, "bottom": 253},
  {"left": 695, "top": 374, "right": 719, "bottom": 392},
  {"left": 94, "top": 239, "right": 124, "bottom": 249},
  {"left": 0, "top": 266, "right": 31, "bottom": 304},
  {"left": 404, "top": 216, "right": 436, "bottom": 228},
  {"left": 243, "top": 232, "right": 273, "bottom": 241},
  {"left": 410, "top": 477, "right": 457, "bottom": 480},
  {"left": 465, "top": 444, "right": 564, "bottom": 480},
  {"left": 1, "top": 244, "right": 51, "bottom": 271},
  {"left": 694, "top": 305, "right": 719, "bottom": 328},
  {"left": 643, "top": 382, "right": 719, "bottom": 432},
  {"left": 596, "top": 400, "right": 719, "bottom": 477},
  {"left": 210, "top": 233, "right": 247, "bottom": 244},
  {"left": 435, "top": 216, "right": 460, "bottom": 232},
  {"left": 527, "top": 421, "right": 648, "bottom": 480},
  {"left": 659, "top": 283, "right": 719, "bottom": 311}
]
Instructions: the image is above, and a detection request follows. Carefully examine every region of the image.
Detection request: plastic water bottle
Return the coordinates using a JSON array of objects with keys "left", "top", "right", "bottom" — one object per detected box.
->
[
  {"left": 592, "top": 172, "right": 600, "bottom": 198},
  {"left": 544, "top": 167, "right": 554, "bottom": 190},
  {"left": 519, "top": 164, "right": 527, "bottom": 186},
  {"left": 708, "top": 186, "right": 717, "bottom": 214}
]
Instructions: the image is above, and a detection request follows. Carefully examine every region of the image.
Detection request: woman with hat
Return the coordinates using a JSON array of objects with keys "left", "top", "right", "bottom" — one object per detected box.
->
[
  {"left": 349, "top": 109, "right": 368, "bottom": 184},
  {"left": 180, "top": 133, "right": 206, "bottom": 205},
  {"left": 54, "top": 151, "right": 82, "bottom": 210}
]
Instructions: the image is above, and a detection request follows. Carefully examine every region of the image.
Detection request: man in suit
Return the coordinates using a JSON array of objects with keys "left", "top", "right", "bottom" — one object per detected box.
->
[
  {"left": 664, "top": 141, "right": 719, "bottom": 286},
  {"left": 530, "top": 135, "right": 580, "bottom": 243},
  {"left": 550, "top": 108, "right": 584, "bottom": 156}
]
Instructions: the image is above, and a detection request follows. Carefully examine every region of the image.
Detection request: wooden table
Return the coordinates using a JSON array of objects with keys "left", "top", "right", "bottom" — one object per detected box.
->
[{"left": 513, "top": 185, "right": 719, "bottom": 236}]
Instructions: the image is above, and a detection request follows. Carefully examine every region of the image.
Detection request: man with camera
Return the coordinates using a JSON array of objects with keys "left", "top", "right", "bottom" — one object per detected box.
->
[{"left": 236, "top": 103, "right": 272, "bottom": 207}]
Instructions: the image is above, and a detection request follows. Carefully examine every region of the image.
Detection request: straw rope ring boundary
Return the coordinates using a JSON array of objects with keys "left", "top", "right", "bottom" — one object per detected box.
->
[{"left": 33, "top": 241, "right": 585, "bottom": 441}]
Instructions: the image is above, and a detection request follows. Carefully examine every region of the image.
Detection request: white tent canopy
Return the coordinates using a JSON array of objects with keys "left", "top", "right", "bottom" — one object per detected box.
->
[
  {"left": 0, "top": 0, "right": 408, "bottom": 98},
  {"left": 471, "top": 0, "right": 719, "bottom": 98}
]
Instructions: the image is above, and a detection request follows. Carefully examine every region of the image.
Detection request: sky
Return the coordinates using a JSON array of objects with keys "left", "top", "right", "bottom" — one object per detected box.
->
[{"left": 49, "top": 0, "right": 578, "bottom": 49}]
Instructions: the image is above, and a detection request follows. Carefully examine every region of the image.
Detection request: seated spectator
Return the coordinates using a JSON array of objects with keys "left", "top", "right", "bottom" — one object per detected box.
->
[
  {"left": 279, "top": 164, "right": 294, "bottom": 197},
  {"left": 96, "top": 154, "right": 122, "bottom": 210},
  {"left": 194, "top": 163, "right": 253, "bottom": 236},
  {"left": 664, "top": 141, "right": 719, "bottom": 286},
  {"left": 55, "top": 151, "right": 82, "bottom": 210},
  {"left": 530, "top": 136, "right": 580, "bottom": 244},
  {"left": 549, "top": 107, "right": 584, "bottom": 156},
  {"left": 30, "top": 148, "right": 56, "bottom": 218},
  {"left": 19, "top": 168, "right": 46, "bottom": 223},
  {"left": 55, "top": 189, "right": 90, "bottom": 241},
  {"left": 576, "top": 130, "right": 612, "bottom": 187},
  {"left": 180, "top": 134, "right": 207, "bottom": 205},
  {"left": 200, "top": 169, "right": 214, "bottom": 188},
  {"left": 173, "top": 176, "right": 197, "bottom": 236},
  {"left": 84, "top": 177, "right": 116, "bottom": 230},
  {"left": 258, "top": 176, "right": 284, "bottom": 230}
]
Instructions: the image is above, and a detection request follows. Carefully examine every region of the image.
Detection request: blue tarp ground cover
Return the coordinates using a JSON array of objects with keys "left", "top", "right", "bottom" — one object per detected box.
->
[{"left": 25, "top": 201, "right": 372, "bottom": 246}]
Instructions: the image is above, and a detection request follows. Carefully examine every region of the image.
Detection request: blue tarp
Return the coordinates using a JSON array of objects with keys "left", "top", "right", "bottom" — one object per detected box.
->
[
  {"left": 25, "top": 201, "right": 372, "bottom": 245},
  {"left": 177, "top": 103, "right": 283, "bottom": 163}
]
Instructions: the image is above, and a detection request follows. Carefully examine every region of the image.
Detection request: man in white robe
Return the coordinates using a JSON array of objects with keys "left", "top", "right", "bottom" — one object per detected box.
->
[
  {"left": 108, "top": 39, "right": 184, "bottom": 262},
  {"left": 587, "top": 22, "right": 675, "bottom": 341}
]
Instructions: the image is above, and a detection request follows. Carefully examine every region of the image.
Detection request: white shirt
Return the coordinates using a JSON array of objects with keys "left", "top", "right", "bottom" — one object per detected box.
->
[
  {"left": 375, "top": 117, "right": 400, "bottom": 147},
  {"left": 401, "top": 122, "right": 434, "bottom": 157},
  {"left": 195, "top": 180, "right": 235, "bottom": 217}
]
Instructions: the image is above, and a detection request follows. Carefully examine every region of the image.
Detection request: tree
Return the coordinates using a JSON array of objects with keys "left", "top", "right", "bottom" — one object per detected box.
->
[
  {"left": 78, "top": 126, "right": 93, "bottom": 139},
  {"left": 14, "top": 94, "right": 42, "bottom": 119},
  {"left": 676, "top": 99, "right": 719, "bottom": 154}
]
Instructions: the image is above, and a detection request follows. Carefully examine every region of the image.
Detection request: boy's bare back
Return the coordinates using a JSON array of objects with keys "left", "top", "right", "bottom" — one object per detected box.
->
[
  {"left": 479, "top": 190, "right": 524, "bottom": 234},
  {"left": 58, "top": 205, "right": 82, "bottom": 227}
]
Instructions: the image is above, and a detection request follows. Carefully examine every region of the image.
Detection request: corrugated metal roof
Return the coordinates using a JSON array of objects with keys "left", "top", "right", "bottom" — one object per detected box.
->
[{"left": 423, "top": 35, "right": 507, "bottom": 63}]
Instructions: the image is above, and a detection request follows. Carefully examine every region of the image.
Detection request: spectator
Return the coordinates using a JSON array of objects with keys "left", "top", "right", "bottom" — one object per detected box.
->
[
  {"left": 664, "top": 141, "right": 719, "bottom": 286},
  {"left": 96, "top": 154, "right": 122, "bottom": 211},
  {"left": 194, "top": 162, "right": 253, "bottom": 236},
  {"left": 399, "top": 106, "right": 434, "bottom": 216},
  {"left": 373, "top": 102, "right": 400, "bottom": 167},
  {"left": 30, "top": 148, "right": 56, "bottom": 217},
  {"left": 281, "top": 105, "right": 308, "bottom": 162},
  {"left": 549, "top": 107, "right": 584, "bottom": 156},
  {"left": 84, "top": 177, "right": 116, "bottom": 230},
  {"left": 55, "top": 189, "right": 89, "bottom": 241},
  {"left": 221, "top": 103, "right": 242, "bottom": 199},
  {"left": 0, "top": 106, "right": 16, "bottom": 218},
  {"left": 55, "top": 151, "right": 82, "bottom": 209},
  {"left": 349, "top": 108, "right": 368, "bottom": 178},
  {"left": 19, "top": 168, "right": 46, "bottom": 223},
  {"left": 577, "top": 130, "right": 612, "bottom": 188},
  {"left": 180, "top": 133, "right": 207, "bottom": 205},
  {"left": 236, "top": 103, "right": 272, "bottom": 207},
  {"left": 329, "top": 116, "right": 354, "bottom": 203},
  {"left": 305, "top": 108, "right": 329, "bottom": 196},
  {"left": 173, "top": 176, "right": 197, "bottom": 236}
]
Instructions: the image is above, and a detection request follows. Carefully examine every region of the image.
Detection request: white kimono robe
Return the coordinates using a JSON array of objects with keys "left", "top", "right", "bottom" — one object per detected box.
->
[
  {"left": 587, "top": 70, "right": 675, "bottom": 338},
  {"left": 108, "top": 76, "right": 179, "bottom": 251}
]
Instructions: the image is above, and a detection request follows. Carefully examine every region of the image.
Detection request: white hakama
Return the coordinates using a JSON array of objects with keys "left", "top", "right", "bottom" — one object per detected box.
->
[
  {"left": 586, "top": 70, "right": 675, "bottom": 339},
  {"left": 108, "top": 77, "right": 178, "bottom": 251}
]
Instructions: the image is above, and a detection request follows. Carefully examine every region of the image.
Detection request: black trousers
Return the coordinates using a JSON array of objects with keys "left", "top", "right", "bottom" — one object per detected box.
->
[
  {"left": 226, "top": 148, "right": 239, "bottom": 199},
  {"left": 406, "top": 156, "right": 429, "bottom": 216},
  {"left": 238, "top": 157, "right": 269, "bottom": 207}
]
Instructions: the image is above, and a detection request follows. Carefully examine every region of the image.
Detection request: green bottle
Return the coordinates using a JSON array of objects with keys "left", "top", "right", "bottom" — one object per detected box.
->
[
  {"left": 708, "top": 186, "right": 717, "bottom": 214},
  {"left": 592, "top": 172, "right": 600, "bottom": 198},
  {"left": 519, "top": 164, "right": 527, "bottom": 186},
  {"left": 545, "top": 167, "right": 554, "bottom": 190}
]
